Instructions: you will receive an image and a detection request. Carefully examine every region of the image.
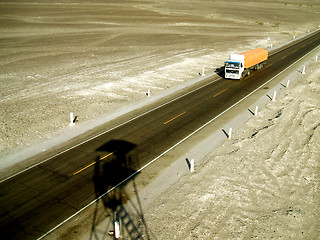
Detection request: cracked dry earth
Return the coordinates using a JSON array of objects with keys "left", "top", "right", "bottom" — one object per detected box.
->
[{"left": 134, "top": 64, "right": 320, "bottom": 239}]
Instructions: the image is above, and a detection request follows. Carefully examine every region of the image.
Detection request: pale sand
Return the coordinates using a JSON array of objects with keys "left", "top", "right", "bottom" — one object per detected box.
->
[
  {"left": 138, "top": 61, "right": 320, "bottom": 239},
  {"left": 1, "top": 1, "right": 320, "bottom": 239},
  {"left": 1, "top": 0, "right": 320, "bottom": 156}
]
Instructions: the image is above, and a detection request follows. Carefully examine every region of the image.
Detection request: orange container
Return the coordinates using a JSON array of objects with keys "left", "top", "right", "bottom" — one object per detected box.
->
[{"left": 240, "top": 48, "right": 268, "bottom": 68}]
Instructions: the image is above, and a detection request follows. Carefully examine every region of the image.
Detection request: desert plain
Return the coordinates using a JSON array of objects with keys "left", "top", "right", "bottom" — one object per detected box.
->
[
  {"left": 1, "top": 0, "right": 319, "bottom": 154},
  {"left": 0, "top": 0, "right": 320, "bottom": 239}
]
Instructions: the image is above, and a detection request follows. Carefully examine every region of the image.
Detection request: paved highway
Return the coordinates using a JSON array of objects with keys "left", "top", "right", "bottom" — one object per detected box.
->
[{"left": 1, "top": 30, "right": 319, "bottom": 239}]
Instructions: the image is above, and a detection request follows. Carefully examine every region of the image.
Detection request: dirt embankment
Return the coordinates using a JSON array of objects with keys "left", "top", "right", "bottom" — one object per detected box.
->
[{"left": 1, "top": 0, "right": 320, "bottom": 160}]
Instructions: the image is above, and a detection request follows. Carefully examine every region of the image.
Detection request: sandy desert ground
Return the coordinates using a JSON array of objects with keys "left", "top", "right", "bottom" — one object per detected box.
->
[
  {"left": 136, "top": 61, "right": 320, "bottom": 239},
  {"left": 1, "top": 0, "right": 320, "bottom": 158},
  {"left": 1, "top": 1, "right": 320, "bottom": 239},
  {"left": 54, "top": 53, "right": 320, "bottom": 240}
]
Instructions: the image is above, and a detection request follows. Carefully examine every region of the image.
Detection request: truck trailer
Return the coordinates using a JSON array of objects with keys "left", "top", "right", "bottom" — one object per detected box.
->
[{"left": 224, "top": 48, "right": 268, "bottom": 80}]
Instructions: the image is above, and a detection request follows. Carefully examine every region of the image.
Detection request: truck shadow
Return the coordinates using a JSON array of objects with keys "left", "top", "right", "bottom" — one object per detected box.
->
[
  {"left": 90, "top": 139, "right": 152, "bottom": 240},
  {"left": 215, "top": 66, "right": 225, "bottom": 78}
]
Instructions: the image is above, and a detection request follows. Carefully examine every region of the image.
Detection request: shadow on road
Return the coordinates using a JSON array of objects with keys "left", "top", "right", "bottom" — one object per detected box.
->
[
  {"left": 90, "top": 139, "right": 152, "bottom": 239},
  {"left": 215, "top": 66, "right": 225, "bottom": 78}
]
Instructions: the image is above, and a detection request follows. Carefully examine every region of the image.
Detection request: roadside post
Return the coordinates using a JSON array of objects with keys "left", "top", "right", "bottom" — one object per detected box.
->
[
  {"left": 190, "top": 159, "right": 194, "bottom": 172},
  {"left": 69, "top": 112, "right": 75, "bottom": 126},
  {"left": 254, "top": 106, "right": 258, "bottom": 116},
  {"left": 228, "top": 128, "right": 232, "bottom": 139},
  {"left": 272, "top": 91, "right": 277, "bottom": 101},
  {"left": 286, "top": 79, "right": 290, "bottom": 88}
]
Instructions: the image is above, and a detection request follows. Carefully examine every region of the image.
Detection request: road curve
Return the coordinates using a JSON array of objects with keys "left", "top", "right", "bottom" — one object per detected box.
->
[{"left": 1, "top": 30, "right": 319, "bottom": 240}]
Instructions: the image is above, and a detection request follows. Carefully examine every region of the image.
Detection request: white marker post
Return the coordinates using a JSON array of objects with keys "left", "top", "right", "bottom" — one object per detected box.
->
[
  {"left": 69, "top": 112, "right": 75, "bottom": 126},
  {"left": 254, "top": 106, "right": 259, "bottom": 116},
  {"left": 202, "top": 67, "right": 205, "bottom": 76},
  {"left": 286, "top": 79, "right": 290, "bottom": 88},
  {"left": 147, "top": 89, "right": 150, "bottom": 97},
  {"left": 302, "top": 66, "right": 306, "bottom": 74},
  {"left": 316, "top": 56, "right": 318, "bottom": 62},
  {"left": 114, "top": 221, "right": 120, "bottom": 239},
  {"left": 272, "top": 91, "right": 277, "bottom": 101},
  {"left": 228, "top": 128, "right": 232, "bottom": 139},
  {"left": 190, "top": 159, "right": 194, "bottom": 172}
]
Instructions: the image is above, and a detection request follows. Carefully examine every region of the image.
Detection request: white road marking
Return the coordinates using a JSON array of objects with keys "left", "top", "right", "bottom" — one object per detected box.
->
[
  {"left": 37, "top": 45, "right": 320, "bottom": 240},
  {"left": 1, "top": 76, "right": 220, "bottom": 184}
]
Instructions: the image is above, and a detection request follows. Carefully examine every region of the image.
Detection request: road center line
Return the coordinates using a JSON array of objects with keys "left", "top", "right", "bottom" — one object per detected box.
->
[
  {"left": 37, "top": 43, "right": 320, "bottom": 240},
  {"left": 213, "top": 88, "right": 228, "bottom": 98},
  {"left": 73, "top": 152, "right": 114, "bottom": 176},
  {"left": 163, "top": 111, "right": 187, "bottom": 125},
  {"left": 1, "top": 75, "right": 221, "bottom": 184}
]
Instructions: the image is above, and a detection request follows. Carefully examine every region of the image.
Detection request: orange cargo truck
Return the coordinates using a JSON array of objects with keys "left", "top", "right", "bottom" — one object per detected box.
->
[{"left": 224, "top": 48, "right": 268, "bottom": 79}]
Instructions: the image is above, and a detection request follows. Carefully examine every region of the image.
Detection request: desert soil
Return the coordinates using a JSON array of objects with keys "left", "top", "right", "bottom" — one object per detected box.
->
[
  {"left": 1, "top": 0, "right": 320, "bottom": 159},
  {"left": 1, "top": 0, "right": 320, "bottom": 239},
  {"left": 136, "top": 61, "right": 320, "bottom": 239}
]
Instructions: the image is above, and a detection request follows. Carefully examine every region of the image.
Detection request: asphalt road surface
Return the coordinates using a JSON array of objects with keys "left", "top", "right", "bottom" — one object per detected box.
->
[{"left": 1, "top": 30, "right": 320, "bottom": 240}]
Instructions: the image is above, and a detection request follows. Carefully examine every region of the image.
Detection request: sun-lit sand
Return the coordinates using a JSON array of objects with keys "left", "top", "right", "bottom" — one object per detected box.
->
[
  {"left": 1, "top": 1, "right": 319, "bottom": 239},
  {"left": 1, "top": 0, "right": 319, "bottom": 154},
  {"left": 140, "top": 61, "right": 320, "bottom": 239}
]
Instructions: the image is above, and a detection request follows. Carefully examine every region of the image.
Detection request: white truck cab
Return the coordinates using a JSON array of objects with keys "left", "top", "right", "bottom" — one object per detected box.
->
[{"left": 224, "top": 54, "right": 245, "bottom": 80}]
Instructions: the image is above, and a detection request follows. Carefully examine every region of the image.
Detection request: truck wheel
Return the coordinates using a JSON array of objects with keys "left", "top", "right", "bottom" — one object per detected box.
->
[{"left": 247, "top": 70, "right": 251, "bottom": 76}]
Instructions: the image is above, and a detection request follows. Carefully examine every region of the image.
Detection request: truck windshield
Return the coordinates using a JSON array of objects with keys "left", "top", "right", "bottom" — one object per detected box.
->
[
  {"left": 226, "top": 69, "right": 239, "bottom": 74},
  {"left": 225, "top": 62, "right": 240, "bottom": 68}
]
